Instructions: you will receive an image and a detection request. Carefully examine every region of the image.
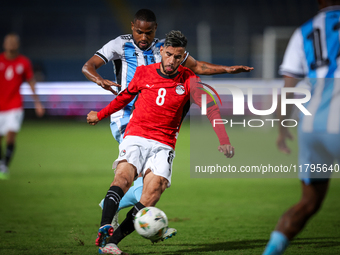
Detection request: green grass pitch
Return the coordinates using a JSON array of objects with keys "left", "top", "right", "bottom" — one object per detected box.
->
[{"left": 0, "top": 118, "right": 339, "bottom": 254}]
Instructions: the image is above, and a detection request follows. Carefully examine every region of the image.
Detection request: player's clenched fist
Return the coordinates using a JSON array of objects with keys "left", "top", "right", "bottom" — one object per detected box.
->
[{"left": 87, "top": 111, "right": 100, "bottom": 125}]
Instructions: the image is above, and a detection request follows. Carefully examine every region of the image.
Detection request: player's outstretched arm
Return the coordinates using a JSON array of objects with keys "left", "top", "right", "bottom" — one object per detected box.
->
[
  {"left": 205, "top": 105, "right": 234, "bottom": 158},
  {"left": 82, "top": 55, "right": 121, "bottom": 95},
  {"left": 183, "top": 55, "right": 254, "bottom": 75},
  {"left": 27, "top": 78, "right": 45, "bottom": 117},
  {"left": 87, "top": 89, "right": 136, "bottom": 126},
  {"left": 276, "top": 75, "right": 300, "bottom": 154},
  {"left": 205, "top": 106, "right": 235, "bottom": 159},
  {"left": 191, "top": 80, "right": 234, "bottom": 158}
]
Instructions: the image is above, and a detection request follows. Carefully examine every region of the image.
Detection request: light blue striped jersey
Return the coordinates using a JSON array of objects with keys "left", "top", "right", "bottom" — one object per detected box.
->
[
  {"left": 96, "top": 35, "right": 165, "bottom": 92},
  {"left": 95, "top": 35, "right": 164, "bottom": 143},
  {"left": 95, "top": 34, "right": 189, "bottom": 143},
  {"left": 279, "top": 6, "right": 340, "bottom": 134}
]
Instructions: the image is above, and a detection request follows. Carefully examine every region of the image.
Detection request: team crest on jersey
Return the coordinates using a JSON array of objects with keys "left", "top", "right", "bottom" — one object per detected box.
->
[
  {"left": 5, "top": 66, "right": 14, "bottom": 80},
  {"left": 120, "top": 149, "right": 126, "bottom": 157},
  {"left": 176, "top": 84, "right": 185, "bottom": 95},
  {"left": 16, "top": 64, "right": 24, "bottom": 75}
]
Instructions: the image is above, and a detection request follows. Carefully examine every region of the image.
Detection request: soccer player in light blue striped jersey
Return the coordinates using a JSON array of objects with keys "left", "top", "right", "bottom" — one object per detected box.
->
[
  {"left": 82, "top": 8, "right": 253, "bottom": 233},
  {"left": 263, "top": 1, "right": 340, "bottom": 254}
]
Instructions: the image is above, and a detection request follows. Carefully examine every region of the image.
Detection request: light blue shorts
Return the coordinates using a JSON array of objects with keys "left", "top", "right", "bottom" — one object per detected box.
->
[{"left": 298, "top": 128, "right": 340, "bottom": 184}]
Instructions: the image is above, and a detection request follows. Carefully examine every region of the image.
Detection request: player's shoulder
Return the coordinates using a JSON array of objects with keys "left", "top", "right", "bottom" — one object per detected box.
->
[
  {"left": 299, "top": 16, "right": 314, "bottom": 32},
  {"left": 137, "top": 63, "right": 158, "bottom": 72},
  {"left": 110, "top": 34, "right": 133, "bottom": 41},
  {"left": 135, "top": 63, "right": 159, "bottom": 79},
  {"left": 149, "top": 38, "right": 164, "bottom": 51},
  {"left": 154, "top": 38, "right": 164, "bottom": 46},
  {"left": 299, "top": 8, "right": 334, "bottom": 31},
  {"left": 106, "top": 34, "right": 133, "bottom": 45},
  {"left": 179, "top": 65, "right": 196, "bottom": 78},
  {"left": 0, "top": 53, "right": 31, "bottom": 64},
  {"left": 135, "top": 64, "right": 148, "bottom": 75},
  {"left": 119, "top": 34, "right": 133, "bottom": 41},
  {"left": 18, "top": 54, "right": 30, "bottom": 61},
  {"left": 136, "top": 64, "right": 145, "bottom": 71},
  {"left": 16, "top": 54, "right": 32, "bottom": 65}
]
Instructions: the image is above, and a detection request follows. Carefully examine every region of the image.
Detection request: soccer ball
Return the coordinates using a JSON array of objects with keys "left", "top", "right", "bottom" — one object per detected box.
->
[{"left": 134, "top": 207, "right": 168, "bottom": 242}]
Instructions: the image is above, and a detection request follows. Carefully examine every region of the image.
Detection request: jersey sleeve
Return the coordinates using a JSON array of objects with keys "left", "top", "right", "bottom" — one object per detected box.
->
[
  {"left": 206, "top": 105, "right": 230, "bottom": 145},
  {"left": 190, "top": 76, "right": 230, "bottom": 145},
  {"left": 23, "top": 57, "right": 34, "bottom": 81},
  {"left": 97, "top": 89, "right": 137, "bottom": 120},
  {"left": 279, "top": 28, "right": 306, "bottom": 78},
  {"left": 95, "top": 36, "right": 124, "bottom": 64},
  {"left": 96, "top": 65, "right": 144, "bottom": 120},
  {"left": 190, "top": 75, "right": 214, "bottom": 107}
]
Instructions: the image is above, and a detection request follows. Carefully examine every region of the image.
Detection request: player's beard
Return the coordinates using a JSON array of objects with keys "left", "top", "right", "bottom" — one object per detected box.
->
[
  {"left": 161, "top": 62, "right": 179, "bottom": 75},
  {"left": 136, "top": 40, "right": 150, "bottom": 50}
]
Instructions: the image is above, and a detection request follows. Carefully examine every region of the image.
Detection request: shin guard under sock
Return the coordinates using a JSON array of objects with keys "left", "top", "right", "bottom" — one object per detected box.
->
[{"left": 101, "top": 186, "right": 124, "bottom": 226}]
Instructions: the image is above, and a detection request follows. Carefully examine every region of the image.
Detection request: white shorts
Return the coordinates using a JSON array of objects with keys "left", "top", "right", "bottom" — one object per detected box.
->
[
  {"left": 112, "top": 136, "right": 175, "bottom": 187},
  {"left": 0, "top": 108, "right": 24, "bottom": 136}
]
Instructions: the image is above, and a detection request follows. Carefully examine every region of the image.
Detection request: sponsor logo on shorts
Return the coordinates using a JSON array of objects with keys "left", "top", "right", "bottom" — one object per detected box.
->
[{"left": 167, "top": 150, "right": 174, "bottom": 165}]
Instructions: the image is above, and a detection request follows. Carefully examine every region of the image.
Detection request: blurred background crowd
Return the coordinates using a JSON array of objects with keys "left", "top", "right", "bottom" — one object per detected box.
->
[{"left": 1, "top": 0, "right": 318, "bottom": 81}]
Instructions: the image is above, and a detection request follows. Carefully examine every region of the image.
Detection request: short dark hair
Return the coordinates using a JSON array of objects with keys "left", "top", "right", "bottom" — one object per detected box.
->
[
  {"left": 134, "top": 9, "right": 156, "bottom": 23},
  {"left": 164, "top": 30, "right": 187, "bottom": 48},
  {"left": 4, "top": 33, "right": 20, "bottom": 42}
]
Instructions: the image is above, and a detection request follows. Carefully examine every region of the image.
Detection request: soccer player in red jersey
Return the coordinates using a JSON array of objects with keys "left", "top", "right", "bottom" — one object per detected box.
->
[
  {"left": 87, "top": 30, "right": 233, "bottom": 255},
  {"left": 0, "top": 33, "right": 44, "bottom": 179},
  {"left": 84, "top": 9, "right": 253, "bottom": 233}
]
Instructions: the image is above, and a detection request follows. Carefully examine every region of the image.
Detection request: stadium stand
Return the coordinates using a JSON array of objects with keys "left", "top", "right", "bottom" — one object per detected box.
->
[{"left": 0, "top": 0, "right": 318, "bottom": 81}]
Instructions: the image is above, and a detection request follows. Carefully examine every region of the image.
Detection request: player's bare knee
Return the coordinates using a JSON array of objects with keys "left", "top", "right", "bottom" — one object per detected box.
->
[
  {"left": 112, "top": 174, "right": 133, "bottom": 192},
  {"left": 160, "top": 178, "right": 168, "bottom": 192},
  {"left": 6, "top": 132, "right": 16, "bottom": 144}
]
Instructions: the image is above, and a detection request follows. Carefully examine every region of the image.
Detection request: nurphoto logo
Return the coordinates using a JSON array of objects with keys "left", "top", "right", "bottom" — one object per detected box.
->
[{"left": 200, "top": 84, "right": 312, "bottom": 128}]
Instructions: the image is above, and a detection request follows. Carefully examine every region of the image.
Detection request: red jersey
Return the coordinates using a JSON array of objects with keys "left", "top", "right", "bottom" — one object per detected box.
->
[
  {"left": 0, "top": 53, "right": 34, "bottom": 111},
  {"left": 98, "top": 62, "right": 230, "bottom": 149}
]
